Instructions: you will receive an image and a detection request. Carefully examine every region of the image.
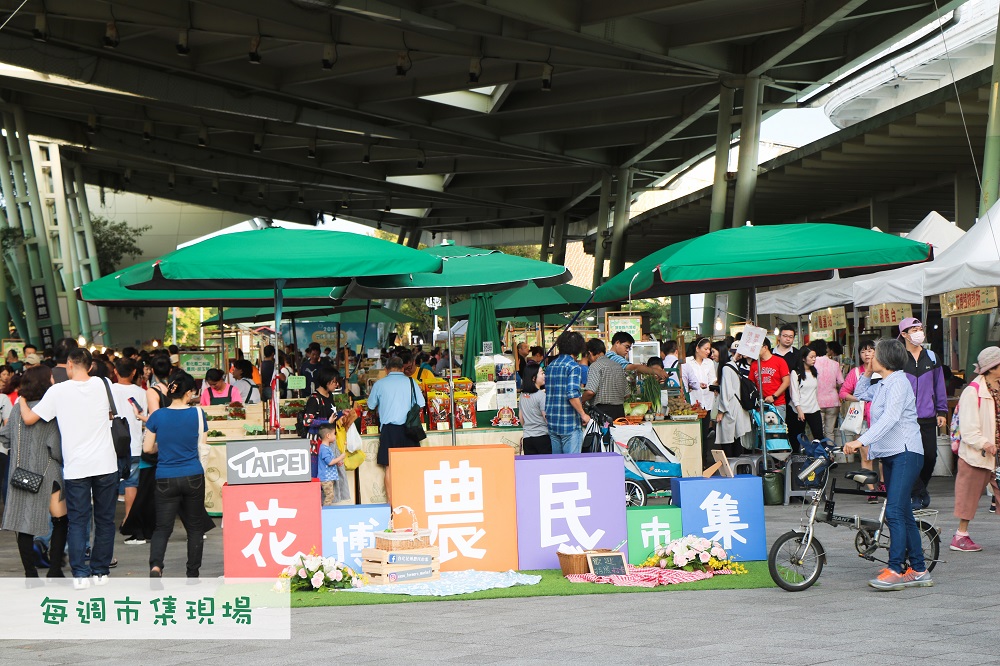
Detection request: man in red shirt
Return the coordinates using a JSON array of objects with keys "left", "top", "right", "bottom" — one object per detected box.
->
[{"left": 749, "top": 337, "right": 791, "bottom": 423}]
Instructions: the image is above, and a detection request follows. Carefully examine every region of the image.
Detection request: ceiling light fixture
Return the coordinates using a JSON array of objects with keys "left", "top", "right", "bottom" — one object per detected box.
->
[
  {"left": 252, "top": 132, "right": 263, "bottom": 153},
  {"left": 322, "top": 43, "right": 338, "bottom": 70},
  {"left": 32, "top": 15, "right": 48, "bottom": 42},
  {"left": 211, "top": 177, "right": 219, "bottom": 194},
  {"left": 103, "top": 22, "right": 120, "bottom": 49},
  {"left": 468, "top": 57, "right": 482, "bottom": 84},
  {"left": 395, "top": 51, "right": 411, "bottom": 77},
  {"left": 143, "top": 121, "right": 153, "bottom": 143},
  {"left": 541, "top": 63, "right": 553, "bottom": 92},
  {"left": 197, "top": 127, "right": 208, "bottom": 147},
  {"left": 249, "top": 35, "right": 262, "bottom": 64},
  {"left": 176, "top": 30, "right": 190, "bottom": 56}
]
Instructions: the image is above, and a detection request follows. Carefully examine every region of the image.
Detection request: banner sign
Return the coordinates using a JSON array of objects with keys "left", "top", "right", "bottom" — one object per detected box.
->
[
  {"left": 606, "top": 312, "right": 643, "bottom": 340},
  {"left": 178, "top": 352, "right": 217, "bottom": 379},
  {"left": 514, "top": 453, "right": 627, "bottom": 570},
  {"left": 226, "top": 439, "right": 312, "bottom": 485},
  {"left": 867, "top": 303, "right": 912, "bottom": 328},
  {"left": 321, "top": 504, "right": 392, "bottom": 573},
  {"left": 809, "top": 306, "right": 847, "bottom": 331},
  {"left": 941, "top": 287, "right": 999, "bottom": 317},
  {"left": 389, "top": 445, "right": 518, "bottom": 571},
  {"left": 222, "top": 481, "right": 323, "bottom": 578},
  {"left": 669, "top": 476, "right": 766, "bottom": 561}
]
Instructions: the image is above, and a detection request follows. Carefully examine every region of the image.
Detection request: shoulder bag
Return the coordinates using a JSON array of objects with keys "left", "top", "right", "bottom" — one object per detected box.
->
[
  {"left": 10, "top": 417, "right": 47, "bottom": 493},
  {"left": 102, "top": 378, "right": 133, "bottom": 459},
  {"left": 404, "top": 379, "right": 427, "bottom": 443}
]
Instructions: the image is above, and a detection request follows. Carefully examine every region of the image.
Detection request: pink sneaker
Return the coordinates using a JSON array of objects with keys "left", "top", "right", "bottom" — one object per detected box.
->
[{"left": 950, "top": 534, "right": 982, "bottom": 552}]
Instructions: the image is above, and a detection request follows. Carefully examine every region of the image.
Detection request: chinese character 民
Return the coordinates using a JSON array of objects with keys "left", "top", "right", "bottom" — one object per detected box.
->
[
  {"left": 699, "top": 490, "right": 748, "bottom": 550},
  {"left": 424, "top": 460, "right": 486, "bottom": 562},
  {"left": 186, "top": 597, "right": 215, "bottom": 624},
  {"left": 115, "top": 597, "right": 141, "bottom": 625},
  {"left": 640, "top": 516, "right": 672, "bottom": 549},
  {"left": 222, "top": 597, "right": 252, "bottom": 625},
  {"left": 151, "top": 596, "right": 178, "bottom": 626},
  {"left": 239, "top": 498, "right": 299, "bottom": 567},
  {"left": 539, "top": 472, "right": 605, "bottom": 550},
  {"left": 77, "top": 598, "right": 106, "bottom": 624},
  {"left": 40, "top": 597, "right": 68, "bottom": 625}
]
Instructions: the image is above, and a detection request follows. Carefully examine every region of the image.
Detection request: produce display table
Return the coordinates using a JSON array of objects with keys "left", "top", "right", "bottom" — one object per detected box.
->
[{"left": 204, "top": 420, "right": 702, "bottom": 511}]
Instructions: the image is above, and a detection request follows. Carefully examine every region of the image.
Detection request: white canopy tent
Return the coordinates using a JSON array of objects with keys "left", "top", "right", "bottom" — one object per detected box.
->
[
  {"left": 853, "top": 212, "right": 966, "bottom": 306},
  {"left": 921, "top": 199, "right": 1000, "bottom": 296},
  {"left": 757, "top": 212, "right": 963, "bottom": 315}
]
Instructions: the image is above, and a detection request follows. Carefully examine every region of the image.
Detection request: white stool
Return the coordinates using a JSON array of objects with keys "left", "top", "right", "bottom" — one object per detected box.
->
[{"left": 729, "top": 454, "right": 763, "bottom": 476}]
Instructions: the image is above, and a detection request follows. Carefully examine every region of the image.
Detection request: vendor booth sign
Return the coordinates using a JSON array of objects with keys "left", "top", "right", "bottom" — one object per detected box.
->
[
  {"left": 809, "top": 307, "right": 846, "bottom": 331},
  {"left": 941, "top": 287, "right": 998, "bottom": 317},
  {"left": 389, "top": 445, "right": 518, "bottom": 571},
  {"left": 868, "top": 303, "right": 912, "bottom": 328},
  {"left": 226, "top": 439, "right": 312, "bottom": 484},
  {"left": 669, "top": 476, "right": 766, "bottom": 561},
  {"left": 222, "top": 481, "right": 323, "bottom": 577},
  {"left": 515, "top": 453, "right": 627, "bottom": 570},
  {"left": 321, "top": 504, "right": 392, "bottom": 572},
  {"left": 626, "top": 505, "right": 682, "bottom": 565}
]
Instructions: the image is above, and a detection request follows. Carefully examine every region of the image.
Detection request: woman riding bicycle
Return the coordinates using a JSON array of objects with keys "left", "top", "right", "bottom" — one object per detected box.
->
[{"left": 843, "top": 339, "right": 932, "bottom": 591}]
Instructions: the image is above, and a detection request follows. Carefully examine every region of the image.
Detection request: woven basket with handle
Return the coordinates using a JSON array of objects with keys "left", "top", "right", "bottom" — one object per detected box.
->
[{"left": 375, "top": 505, "right": 432, "bottom": 551}]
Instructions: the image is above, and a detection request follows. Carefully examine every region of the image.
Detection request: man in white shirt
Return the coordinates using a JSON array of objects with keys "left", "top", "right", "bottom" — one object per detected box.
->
[
  {"left": 112, "top": 357, "right": 148, "bottom": 542},
  {"left": 20, "top": 348, "right": 118, "bottom": 589}
]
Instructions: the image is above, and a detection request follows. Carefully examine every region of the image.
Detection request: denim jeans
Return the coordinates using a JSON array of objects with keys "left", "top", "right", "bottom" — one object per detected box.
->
[
  {"left": 149, "top": 473, "right": 207, "bottom": 577},
  {"left": 880, "top": 450, "right": 926, "bottom": 574},
  {"left": 64, "top": 472, "right": 118, "bottom": 578},
  {"left": 550, "top": 429, "right": 583, "bottom": 455}
]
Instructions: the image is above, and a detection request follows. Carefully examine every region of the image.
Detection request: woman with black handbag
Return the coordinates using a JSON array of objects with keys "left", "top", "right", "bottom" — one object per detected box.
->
[{"left": 1, "top": 365, "right": 67, "bottom": 580}]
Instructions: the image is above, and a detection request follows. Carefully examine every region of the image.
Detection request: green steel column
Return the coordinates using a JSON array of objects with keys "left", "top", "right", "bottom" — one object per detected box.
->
[
  {"left": 968, "top": 13, "right": 1000, "bottom": 378},
  {"left": 73, "top": 164, "right": 109, "bottom": 341},
  {"left": 608, "top": 168, "right": 633, "bottom": 279},
  {"left": 702, "top": 84, "right": 736, "bottom": 334},
  {"left": 539, "top": 214, "right": 552, "bottom": 263},
  {"left": 551, "top": 213, "right": 568, "bottom": 266},
  {"left": 592, "top": 173, "right": 612, "bottom": 289}
]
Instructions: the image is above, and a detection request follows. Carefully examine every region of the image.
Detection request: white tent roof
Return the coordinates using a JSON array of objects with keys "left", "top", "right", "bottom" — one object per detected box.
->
[
  {"left": 757, "top": 212, "right": 963, "bottom": 315},
  {"left": 922, "top": 199, "right": 1000, "bottom": 295}
]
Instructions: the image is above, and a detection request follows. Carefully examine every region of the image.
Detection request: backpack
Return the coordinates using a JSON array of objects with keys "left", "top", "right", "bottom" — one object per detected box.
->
[
  {"left": 949, "top": 382, "right": 980, "bottom": 454},
  {"left": 726, "top": 363, "right": 759, "bottom": 411}
]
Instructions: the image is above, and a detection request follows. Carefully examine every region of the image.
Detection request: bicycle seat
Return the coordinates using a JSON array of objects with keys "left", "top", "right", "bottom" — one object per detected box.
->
[{"left": 845, "top": 469, "right": 879, "bottom": 486}]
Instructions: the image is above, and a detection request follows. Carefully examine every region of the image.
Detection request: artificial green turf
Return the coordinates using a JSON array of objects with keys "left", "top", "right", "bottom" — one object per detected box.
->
[{"left": 291, "top": 562, "right": 775, "bottom": 607}]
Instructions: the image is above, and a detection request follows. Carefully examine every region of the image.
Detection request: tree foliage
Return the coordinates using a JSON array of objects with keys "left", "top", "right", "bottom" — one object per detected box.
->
[{"left": 91, "top": 216, "right": 152, "bottom": 277}]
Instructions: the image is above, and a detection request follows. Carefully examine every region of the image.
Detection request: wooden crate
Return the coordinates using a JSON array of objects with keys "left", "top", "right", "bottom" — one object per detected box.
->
[{"left": 361, "top": 547, "right": 440, "bottom": 585}]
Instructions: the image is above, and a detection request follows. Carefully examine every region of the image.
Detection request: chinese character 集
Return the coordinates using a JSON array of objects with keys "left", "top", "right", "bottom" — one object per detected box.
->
[
  {"left": 40, "top": 597, "right": 68, "bottom": 625},
  {"left": 77, "top": 598, "right": 106, "bottom": 624},
  {"left": 151, "top": 596, "right": 178, "bottom": 626},
  {"left": 222, "top": 597, "right": 252, "bottom": 625},
  {"left": 699, "top": 490, "right": 748, "bottom": 550},
  {"left": 539, "top": 472, "right": 605, "bottom": 550},
  {"left": 186, "top": 597, "right": 216, "bottom": 624},
  {"left": 115, "top": 597, "right": 141, "bottom": 625},
  {"left": 239, "top": 498, "right": 299, "bottom": 567},
  {"left": 424, "top": 460, "right": 486, "bottom": 562}
]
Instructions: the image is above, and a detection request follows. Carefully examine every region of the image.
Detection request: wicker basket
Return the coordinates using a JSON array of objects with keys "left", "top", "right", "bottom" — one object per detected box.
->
[
  {"left": 375, "top": 505, "right": 432, "bottom": 551},
  {"left": 557, "top": 548, "right": 611, "bottom": 576}
]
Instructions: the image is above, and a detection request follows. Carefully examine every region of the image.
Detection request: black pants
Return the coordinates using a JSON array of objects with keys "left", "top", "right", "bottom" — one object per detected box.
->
[
  {"left": 912, "top": 420, "right": 938, "bottom": 496},
  {"left": 522, "top": 435, "right": 552, "bottom": 455},
  {"left": 149, "top": 474, "right": 207, "bottom": 577},
  {"left": 799, "top": 410, "right": 825, "bottom": 443},
  {"left": 16, "top": 515, "right": 67, "bottom": 578},
  {"left": 786, "top": 407, "right": 805, "bottom": 453}
]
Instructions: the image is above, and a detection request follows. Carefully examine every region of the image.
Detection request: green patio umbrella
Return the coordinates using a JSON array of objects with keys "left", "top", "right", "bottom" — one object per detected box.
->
[
  {"left": 460, "top": 294, "right": 504, "bottom": 380},
  {"left": 594, "top": 223, "right": 933, "bottom": 304},
  {"left": 348, "top": 241, "right": 572, "bottom": 443},
  {"left": 201, "top": 303, "right": 415, "bottom": 326},
  {"left": 592, "top": 222, "right": 933, "bottom": 469},
  {"left": 117, "top": 226, "right": 443, "bottom": 440},
  {"left": 79, "top": 259, "right": 350, "bottom": 307},
  {"left": 120, "top": 227, "right": 443, "bottom": 291}
]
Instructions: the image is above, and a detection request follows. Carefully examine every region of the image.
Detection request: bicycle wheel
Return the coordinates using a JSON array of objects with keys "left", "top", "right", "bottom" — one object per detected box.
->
[
  {"left": 768, "top": 531, "right": 824, "bottom": 591},
  {"left": 878, "top": 519, "right": 941, "bottom": 573},
  {"left": 917, "top": 520, "right": 940, "bottom": 572},
  {"left": 625, "top": 480, "right": 646, "bottom": 507}
]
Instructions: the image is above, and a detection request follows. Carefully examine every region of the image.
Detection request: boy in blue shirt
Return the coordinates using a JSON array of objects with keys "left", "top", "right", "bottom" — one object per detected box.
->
[{"left": 317, "top": 423, "right": 347, "bottom": 506}]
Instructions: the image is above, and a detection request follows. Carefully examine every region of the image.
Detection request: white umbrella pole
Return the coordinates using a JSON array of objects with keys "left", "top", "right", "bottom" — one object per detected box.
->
[{"left": 446, "top": 288, "right": 456, "bottom": 446}]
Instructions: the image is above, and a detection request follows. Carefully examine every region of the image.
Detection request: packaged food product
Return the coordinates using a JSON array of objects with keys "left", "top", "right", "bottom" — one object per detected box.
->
[
  {"left": 453, "top": 391, "right": 478, "bottom": 429},
  {"left": 427, "top": 391, "right": 452, "bottom": 430}
]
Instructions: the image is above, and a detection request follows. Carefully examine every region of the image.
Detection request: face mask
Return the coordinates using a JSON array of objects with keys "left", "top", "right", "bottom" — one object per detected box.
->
[{"left": 908, "top": 331, "right": 925, "bottom": 346}]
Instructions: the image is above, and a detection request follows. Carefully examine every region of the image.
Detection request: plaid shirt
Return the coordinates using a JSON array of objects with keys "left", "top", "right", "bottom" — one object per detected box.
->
[
  {"left": 544, "top": 354, "right": 583, "bottom": 436},
  {"left": 585, "top": 355, "right": 629, "bottom": 406}
]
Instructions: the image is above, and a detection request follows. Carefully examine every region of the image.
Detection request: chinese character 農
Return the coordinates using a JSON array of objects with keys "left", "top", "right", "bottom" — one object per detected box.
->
[{"left": 424, "top": 460, "right": 486, "bottom": 562}]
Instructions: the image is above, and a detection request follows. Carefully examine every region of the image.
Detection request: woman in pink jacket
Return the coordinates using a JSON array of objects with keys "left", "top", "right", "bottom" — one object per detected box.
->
[
  {"left": 950, "top": 346, "right": 1000, "bottom": 553},
  {"left": 841, "top": 341, "right": 883, "bottom": 502},
  {"left": 810, "top": 340, "right": 844, "bottom": 437}
]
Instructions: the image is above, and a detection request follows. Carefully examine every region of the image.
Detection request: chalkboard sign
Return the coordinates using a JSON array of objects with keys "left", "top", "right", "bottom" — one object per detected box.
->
[{"left": 586, "top": 551, "right": 627, "bottom": 577}]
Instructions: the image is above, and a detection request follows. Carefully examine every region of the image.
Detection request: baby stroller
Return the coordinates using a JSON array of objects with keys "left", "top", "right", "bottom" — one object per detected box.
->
[{"left": 749, "top": 403, "right": 793, "bottom": 461}]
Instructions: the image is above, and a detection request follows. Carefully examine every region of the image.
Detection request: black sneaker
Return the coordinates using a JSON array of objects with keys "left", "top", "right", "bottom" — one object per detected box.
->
[
  {"left": 990, "top": 498, "right": 996, "bottom": 514},
  {"left": 109, "top": 558, "right": 118, "bottom": 569}
]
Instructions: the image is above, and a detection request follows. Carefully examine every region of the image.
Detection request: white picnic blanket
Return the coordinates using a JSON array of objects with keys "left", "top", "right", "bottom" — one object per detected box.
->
[{"left": 342, "top": 570, "right": 541, "bottom": 596}]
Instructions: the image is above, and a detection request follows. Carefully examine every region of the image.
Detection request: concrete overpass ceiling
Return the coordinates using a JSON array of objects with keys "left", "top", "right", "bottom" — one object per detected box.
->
[
  {"left": 0, "top": 0, "right": 967, "bottom": 245},
  {"left": 620, "top": 67, "right": 991, "bottom": 263}
]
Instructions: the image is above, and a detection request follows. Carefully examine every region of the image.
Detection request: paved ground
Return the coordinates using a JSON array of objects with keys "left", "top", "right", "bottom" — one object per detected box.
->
[{"left": 1, "top": 472, "right": 998, "bottom": 665}]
